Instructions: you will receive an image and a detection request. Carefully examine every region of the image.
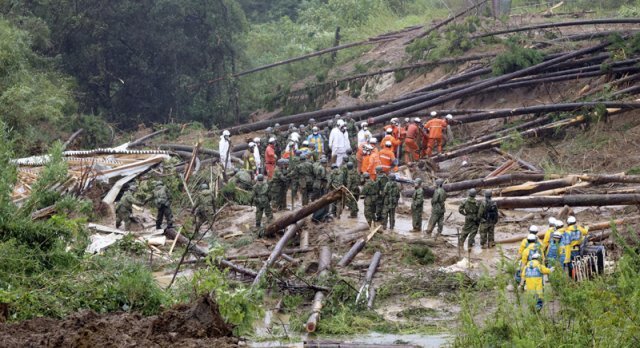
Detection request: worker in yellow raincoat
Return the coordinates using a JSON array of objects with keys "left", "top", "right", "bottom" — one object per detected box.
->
[{"left": 520, "top": 252, "right": 553, "bottom": 311}]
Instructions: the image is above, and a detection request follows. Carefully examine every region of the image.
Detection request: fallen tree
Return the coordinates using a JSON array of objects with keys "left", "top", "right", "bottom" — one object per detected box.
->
[
  {"left": 403, "top": 173, "right": 548, "bottom": 197},
  {"left": 253, "top": 222, "right": 303, "bottom": 287},
  {"left": 472, "top": 18, "right": 640, "bottom": 39},
  {"left": 494, "top": 193, "right": 640, "bottom": 209},
  {"left": 263, "top": 189, "right": 344, "bottom": 238},
  {"left": 305, "top": 246, "right": 331, "bottom": 333}
]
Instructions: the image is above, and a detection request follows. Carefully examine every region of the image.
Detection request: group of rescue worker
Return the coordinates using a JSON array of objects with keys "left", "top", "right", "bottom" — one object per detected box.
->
[{"left": 513, "top": 216, "right": 589, "bottom": 310}]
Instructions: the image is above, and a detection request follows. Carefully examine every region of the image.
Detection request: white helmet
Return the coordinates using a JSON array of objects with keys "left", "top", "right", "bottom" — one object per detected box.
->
[
  {"left": 385, "top": 141, "right": 392, "bottom": 147},
  {"left": 430, "top": 111, "right": 437, "bottom": 117},
  {"left": 253, "top": 137, "right": 260, "bottom": 143},
  {"left": 337, "top": 120, "right": 345, "bottom": 127},
  {"left": 222, "top": 130, "right": 231, "bottom": 136},
  {"left": 404, "top": 118, "right": 410, "bottom": 123},
  {"left": 414, "top": 117, "right": 421, "bottom": 123},
  {"left": 268, "top": 137, "right": 276, "bottom": 143},
  {"left": 567, "top": 216, "right": 576, "bottom": 225},
  {"left": 369, "top": 137, "right": 378, "bottom": 144},
  {"left": 361, "top": 122, "right": 368, "bottom": 128},
  {"left": 446, "top": 114, "right": 453, "bottom": 120},
  {"left": 548, "top": 217, "right": 557, "bottom": 226},
  {"left": 531, "top": 252, "right": 541, "bottom": 260},
  {"left": 312, "top": 126, "right": 319, "bottom": 132},
  {"left": 390, "top": 117, "right": 399, "bottom": 125},
  {"left": 302, "top": 140, "right": 309, "bottom": 146},
  {"left": 290, "top": 132, "right": 300, "bottom": 142},
  {"left": 555, "top": 220, "right": 564, "bottom": 228},
  {"left": 385, "top": 128, "right": 393, "bottom": 134},
  {"left": 552, "top": 232, "right": 562, "bottom": 239},
  {"left": 527, "top": 234, "right": 537, "bottom": 242},
  {"left": 248, "top": 142, "right": 256, "bottom": 148},
  {"left": 529, "top": 225, "right": 539, "bottom": 233}
]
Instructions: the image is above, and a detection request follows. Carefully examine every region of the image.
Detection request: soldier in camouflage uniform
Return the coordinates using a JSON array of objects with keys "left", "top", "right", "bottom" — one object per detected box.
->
[
  {"left": 193, "top": 183, "right": 214, "bottom": 229},
  {"left": 382, "top": 174, "right": 400, "bottom": 230},
  {"left": 345, "top": 148, "right": 357, "bottom": 169},
  {"left": 115, "top": 185, "right": 142, "bottom": 230},
  {"left": 251, "top": 174, "right": 273, "bottom": 228},
  {"left": 345, "top": 162, "right": 360, "bottom": 218},
  {"left": 477, "top": 190, "right": 499, "bottom": 249},
  {"left": 327, "top": 163, "right": 344, "bottom": 218},
  {"left": 374, "top": 166, "right": 388, "bottom": 222},
  {"left": 230, "top": 168, "right": 253, "bottom": 191},
  {"left": 152, "top": 181, "right": 174, "bottom": 230},
  {"left": 312, "top": 156, "right": 328, "bottom": 200},
  {"left": 298, "top": 155, "right": 315, "bottom": 205},
  {"left": 361, "top": 172, "right": 378, "bottom": 226},
  {"left": 426, "top": 178, "right": 447, "bottom": 237},
  {"left": 458, "top": 188, "right": 480, "bottom": 248},
  {"left": 411, "top": 179, "right": 424, "bottom": 232},
  {"left": 269, "top": 159, "right": 290, "bottom": 211}
]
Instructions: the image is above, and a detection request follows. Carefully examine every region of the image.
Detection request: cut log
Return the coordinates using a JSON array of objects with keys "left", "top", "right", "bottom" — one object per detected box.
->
[
  {"left": 497, "top": 177, "right": 579, "bottom": 196},
  {"left": 263, "top": 189, "right": 344, "bottom": 238},
  {"left": 218, "top": 259, "right": 258, "bottom": 278},
  {"left": 305, "top": 292, "right": 325, "bottom": 333},
  {"left": 318, "top": 246, "right": 332, "bottom": 277},
  {"left": 337, "top": 239, "right": 366, "bottom": 268},
  {"left": 472, "top": 18, "right": 640, "bottom": 39},
  {"left": 494, "top": 194, "right": 640, "bottom": 209},
  {"left": 164, "top": 227, "right": 209, "bottom": 258},
  {"left": 486, "top": 160, "right": 516, "bottom": 178},
  {"left": 226, "top": 247, "right": 315, "bottom": 260},
  {"left": 492, "top": 148, "right": 542, "bottom": 173},
  {"left": 403, "top": 173, "right": 548, "bottom": 198},
  {"left": 159, "top": 144, "right": 242, "bottom": 164},
  {"left": 408, "top": 0, "right": 489, "bottom": 42},
  {"left": 128, "top": 128, "right": 169, "bottom": 148},
  {"left": 62, "top": 129, "right": 84, "bottom": 150},
  {"left": 253, "top": 222, "right": 302, "bottom": 287},
  {"left": 356, "top": 251, "right": 382, "bottom": 307}
]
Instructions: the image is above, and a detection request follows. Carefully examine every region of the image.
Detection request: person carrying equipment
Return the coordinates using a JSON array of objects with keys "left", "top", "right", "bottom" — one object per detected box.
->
[
  {"left": 411, "top": 179, "right": 424, "bottom": 232},
  {"left": 458, "top": 188, "right": 479, "bottom": 248},
  {"left": 426, "top": 178, "right": 447, "bottom": 237},
  {"left": 477, "top": 190, "right": 499, "bottom": 248}
]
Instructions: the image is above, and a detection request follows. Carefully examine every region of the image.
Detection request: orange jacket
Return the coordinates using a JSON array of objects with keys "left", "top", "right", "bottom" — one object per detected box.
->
[
  {"left": 425, "top": 118, "right": 448, "bottom": 139},
  {"left": 384, "top": 125, "right": 400, "bottom": 140},
  {"left": 379, "top": 148, "right": 397, "bottom": 173},
  {"left": 398, "top": 126, "right": 407, "bottom": 141},
  {"left": 381, "top": 134, "right": 401, "bottom": 153},
  {"left": 367, "top": 149, "right": 381, "bottom": 181},
  {"left": 406, "top": 123, "right": 419, "bottom": 139},
  {"left": 356, "top": 143, "right": 366, "bottom": 162},
  {"left": 265, "top": 144, "right": 277, "bottom": 165},
  {"left": 361, "top": 153, "right": 370, "bottom": 175}
]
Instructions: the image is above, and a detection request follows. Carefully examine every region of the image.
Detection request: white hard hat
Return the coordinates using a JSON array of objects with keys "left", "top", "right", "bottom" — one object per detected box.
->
[
  {"left": 446, "top": 114, "right": 453, "bottom": 120},
  {"left": 430, "top": 111, "right": 437, "bottom": 117},
  {"left": 312, "top": 126, "right": 319, "bottom": 132},
  {"left": 385, "top": 128, "right": 393, "bottom": 134},
  {"left": 548, "top": 217, "right": 557, "bottom": 225},
  {"left": 404, "top": 118, "right": 410, "bottom": 123},
  {"left": 414, "top": 117, "right": 421, "bottom": 122},
  {"left": 385, "top": 141, "right": 392, "bottom": 147},
  {"left": 555, "top": 220, "right": 564, "bottom": 228},
  {"left": 253, "top": 137, "right": 260, "bottom": 142},
  {"left": 391, "top": 117, "right": 399, "bottom": 124},
  {"left": 527, "top": 234, "right": 537, "bottom": 242},
  {"left": 529, "top": 225, "right": 539, "bottom": 233},
  {"left": 531, "top": 252, "right": 541, "bottom": 260},
  {"left": 337, "top": 120, "right": 345, "bottom": 127},
  {"left": 361, "top": 122, "right": 367, "bottom": 128},
  {"left": 567, "top": 216, "right": 576, "bottom": 224},
  {"left": 302, "top": 140, "right": 309, "bottom": 146},
  {"left": 222, "top": 130, "right": 230, "bottom": 136},
  {"left": 369, "top": 137, "right": 378, "bottom": 144},
  {"left": 552, "top": 232, "right": 562, "bottom": 239},
  {"left": 268, "top": 137, "right": 276, "bottom": 143},
  {"left": 248, "top": 142, "right": 256, "bottom": 148},
  {"left": 290, "top": 132, "right": 300, "bottom": 141}
]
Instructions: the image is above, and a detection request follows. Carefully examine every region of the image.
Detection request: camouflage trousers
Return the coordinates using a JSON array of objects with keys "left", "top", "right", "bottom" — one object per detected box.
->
[
  {"left": 426, "top": 209, "right": 445, "bottom": 236},
  {"left": 156, "top": 204, "right": 174, "bottom": 230},
  {"left": 411, "top": 204, "right": 423, "bottom": 231},
  {"left": 382, "top": 205, "right": 397, "bottom": 229},
  {"left": 478, "top": 222, "right": 496, "bottom": 247},
  {"left": 459, "top": 219, "right": 479, "bottom": 247},
  {"left": 255, "top": 203, "right": 273, "bottom": 227}
]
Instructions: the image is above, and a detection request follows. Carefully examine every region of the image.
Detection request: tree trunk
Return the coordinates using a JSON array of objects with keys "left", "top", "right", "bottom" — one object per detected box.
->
[
  {"left": 253, "top": 222, "right": 302, "bottom": 287},
  {"left": 263, "top": 189, "right": 344, "bottom": 238},
  {"left": 494, "top": 193, "right": 640, "bottom": 209},
  {"left": 402, "top": 173, "right": 547, "bottom": 198},
  {"left": 472, "top": 18, "right": 640, "bottom": 39},
  {"left": 337, "top": 239, "right": 366, "bottom": 267}
]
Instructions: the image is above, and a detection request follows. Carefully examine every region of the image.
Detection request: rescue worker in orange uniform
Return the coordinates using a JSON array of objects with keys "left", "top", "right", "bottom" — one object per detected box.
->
[
  {"left": 360, "top": 144, "right": 371, "bottom": 177},
  {"left": 379, "top": 141, "right": 398, "bottom": 174},
  {"left": 381, "top": 128, "right": 401, "bottom": 154},
  {"left": 404, "top": 118, "right": 421, "bottom": 163},
  {"left": 366, "top": 141, "right": 381, "bottom": 181},
  {"left": 265, "top": 137, "right": 278, "bottom": 179},
  {"left": 424, "top": 113, "right": 451, "bottom": 156}
]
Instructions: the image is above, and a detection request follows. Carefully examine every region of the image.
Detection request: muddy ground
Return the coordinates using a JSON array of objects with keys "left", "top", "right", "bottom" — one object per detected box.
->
[{"left": 0, "top": 296, "right": 238, "bottom": 348}]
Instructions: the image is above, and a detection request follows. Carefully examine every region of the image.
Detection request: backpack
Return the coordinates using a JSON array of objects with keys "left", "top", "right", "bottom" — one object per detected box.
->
[{"left": 484, "top": 201, "right": 499, "bottom": 224}]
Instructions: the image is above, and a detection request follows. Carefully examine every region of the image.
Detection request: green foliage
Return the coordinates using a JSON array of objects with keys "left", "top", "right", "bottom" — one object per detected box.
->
[
  {"left": 627, "top": 166, "right": 640, "bottom": 175},
  {"left": 406, "top": 16, "right": 479, "bottom": 62},
  {"left": 500, "top": 130, "right": 525, "bottom": 152},
  {"left": 492, "top": 37, "right": 544, "bottom": 75},
  {"left": 19, "top": 141, "right": 68, "bottom": 215},
  {"left": 454, "top": 226, "right": 640, "bottom": 347},
  {"left": 186, "top": 248, "right": 264, "bottom": 336},
  {"left": 403, "top": 245, "right": 436, "bottom": 265}
]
